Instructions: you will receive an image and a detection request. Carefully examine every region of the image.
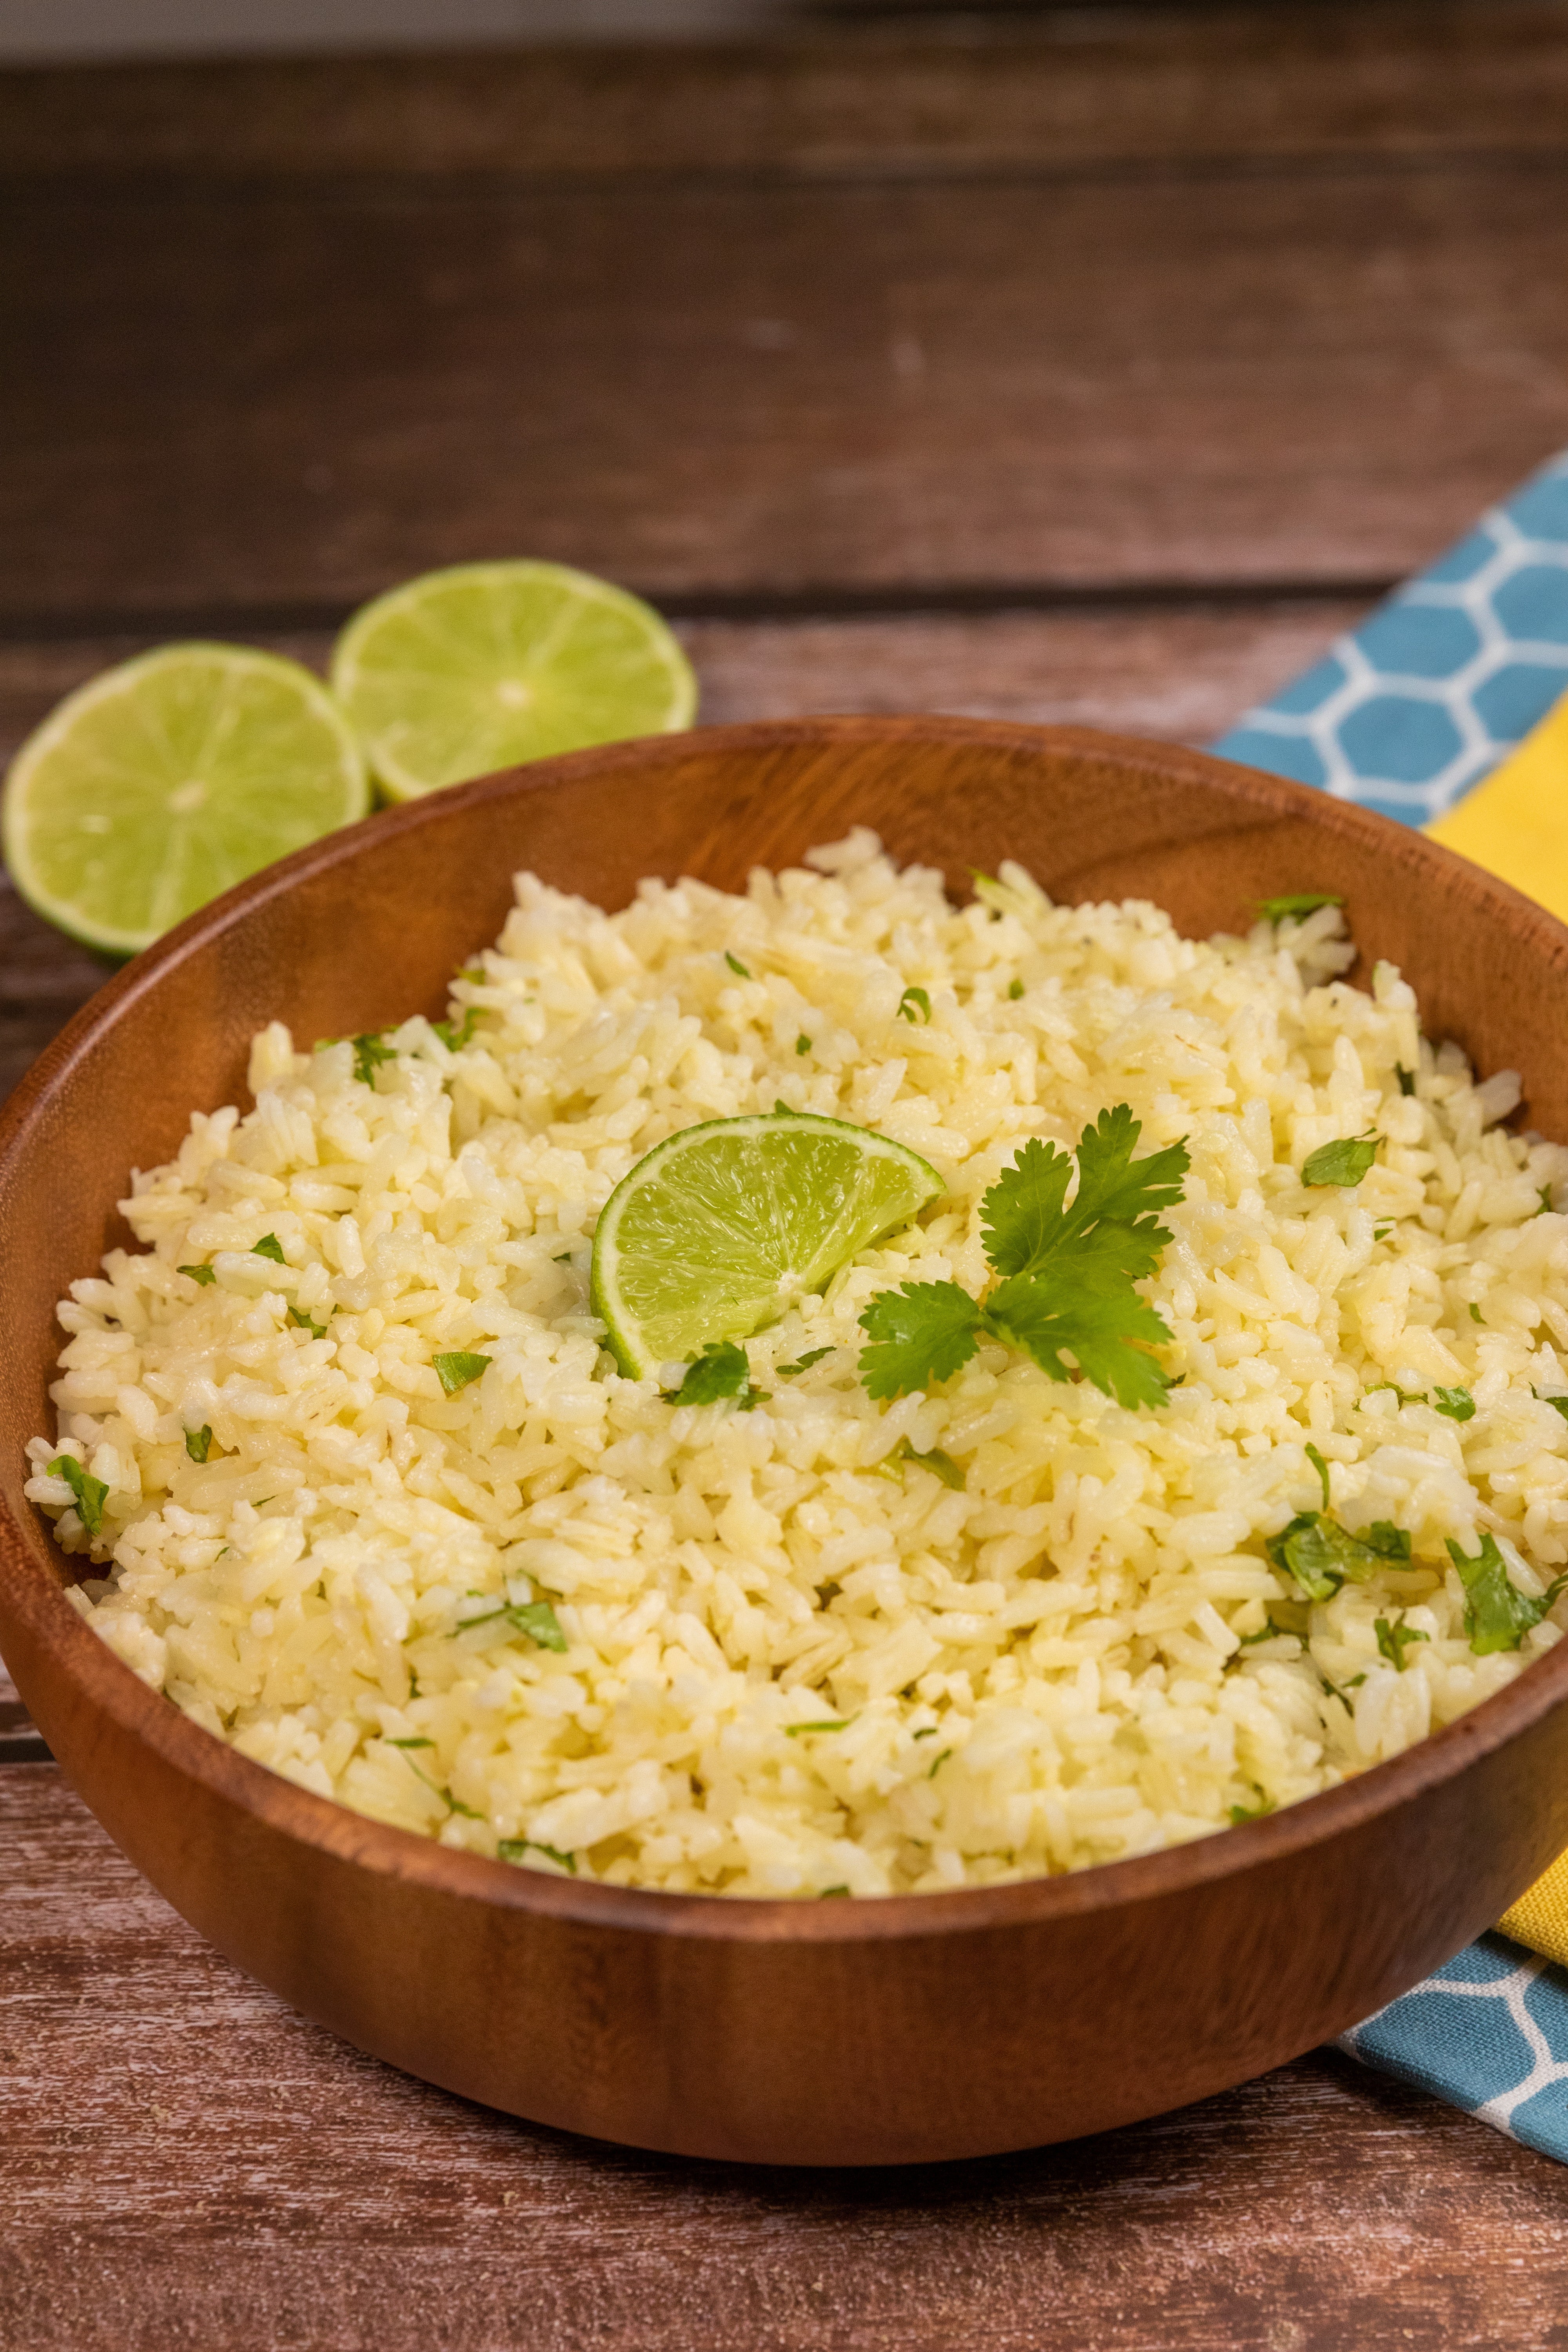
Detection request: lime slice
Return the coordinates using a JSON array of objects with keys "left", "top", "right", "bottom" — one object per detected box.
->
[
  {"left": 2, "top": 643, "right": 369, "bottom": 956},
  {"left": 591, "top": 1112, "right": 945, "bottom": 1380},
  {"left": 329, "top": 560, "right": 697, "bottom": 802}
]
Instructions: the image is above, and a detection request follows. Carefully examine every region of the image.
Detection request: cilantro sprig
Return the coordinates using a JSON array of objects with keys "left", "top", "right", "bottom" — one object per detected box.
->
[
  {"left": 1446, "top": 1534, "right": 1568, "bottom": 1655},
  {"left": 663, "top": 1341, "right": 769, "bottom": 1411},
  {"left": 857, "top": 1107, "right": 1189, "bottom": 1410}
]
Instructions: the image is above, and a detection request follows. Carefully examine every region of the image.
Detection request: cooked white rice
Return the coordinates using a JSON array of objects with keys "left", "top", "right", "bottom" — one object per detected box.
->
[{"left": 27, "top": 831, "right": 1568, "bottom": 1896}]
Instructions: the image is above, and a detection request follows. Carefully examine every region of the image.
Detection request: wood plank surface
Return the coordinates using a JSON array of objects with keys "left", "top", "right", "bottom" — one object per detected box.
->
[
  {"left": 4, "top": 4, "right": 1566, "bottom": 183},
  {"left": 8, "top": 162, "right": 1567, "bottom": 627},
  {"left": 2, "top": 1762, "right": 1566, "bottom": 2352},
  {"left": 0, "top": 599, "right": 1357, "bottom": 1103}
]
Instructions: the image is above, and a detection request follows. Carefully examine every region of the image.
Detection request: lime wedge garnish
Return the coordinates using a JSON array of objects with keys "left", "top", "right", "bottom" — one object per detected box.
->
[
  {"left": 1, "top": 643, "right": 369, "bottom": 956},
  {"left": 591, "top": 1112, "right": 945, "bottom": 1380},
  {"left": 329, "top": 559, "right": 697, "bottom": 802}
]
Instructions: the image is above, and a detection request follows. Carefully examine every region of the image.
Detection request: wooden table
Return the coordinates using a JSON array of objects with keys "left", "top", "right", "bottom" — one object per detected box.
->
[{"left": 5, "top": 10, "right": 1568, "bottom": 2341}]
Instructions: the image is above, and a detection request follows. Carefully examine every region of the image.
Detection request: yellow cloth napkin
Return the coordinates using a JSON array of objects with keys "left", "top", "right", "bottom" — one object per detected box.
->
[{"left": 1428, "top": 688, "right": 1568, "bottom": 1963}]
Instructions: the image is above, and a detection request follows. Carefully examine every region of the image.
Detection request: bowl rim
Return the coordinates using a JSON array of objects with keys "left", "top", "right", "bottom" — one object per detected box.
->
[{"left": 6, "top": 709, "right": 1568, "bottom": 1947}]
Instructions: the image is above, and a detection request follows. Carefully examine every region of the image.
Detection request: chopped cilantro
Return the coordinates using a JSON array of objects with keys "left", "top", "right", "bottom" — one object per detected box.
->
[
  {"left": 664, "top": 1340, "right": 767, "bottom": 1410},
  {"left": 1375, "top": 1615, "right": 1430, "bottom": 1671},
  {"left": 1374, "top": 1224, "right": 1393, "bottom": 1241},
  {"left": 1541, "top": 1186, "right": 1556, "bottom": 1216},
  {"left": 1431, "top": 1386, "right": 1475, "bottom": 1423},
  {"left": 498, "top": 1838, "right": 577, "bottom": 1875},
  {"left": 1446, "top": 1533, "right": 1568, "bottom": 1655},
  {"left": 1397, "top": 1065, "right": 1416, "bottom": 1097},
  {"left": 777, "top": 1347, "right": 833, "bottom": 1376},
  {"left": 1238, "top": 1616, "right": 1289, "bottom": 1647},
  {"left": 1537, "top": 1390, "right": 1568, "bottom": 1425},
  {"left": 184, "top": 1425, "right": 214, "bottom": 1464},
  {"left": 178, "top": 1263, "right": 216, "bottom": 1286},
  {"left": 819, "top": 1885, "right": 851, "bottom": 1898},
  {"left": 460, "top": 964, "right": 485, "bottom": 983},
  {"left": 350, "top": 1032, "right": 395, "bottom": 1086},
  {"left": 1301, "top": 1132, "right": 1380, "bottom": 1188},
  {"left": 553, "top": 1252, "right": 573, "bottom": 1265},
  {"left": 1257, "top": 892, "right": 1343, "bottom": 924},
  {"left": 1305, "top": 1441, "right": 1331, "bottom": 1510},
  {"left": 445, "top": 1791, "right": 486, "bottom": 1821},
  {"left": 1268, "top": 1511, "right": 1410, "bottom": 1602},
  {"left": 432, "top": 1007, "right": 479, "bottom": 1051},
  {"left": 252, "top": 1233, "right": 286, "bottom": 1263},
  {"left": 859, "top": 1109, "right": 1187, "bottom": 1410},
  {"left": 388, "top": 1736, "right": 434, "bottom": 1749},
  {"left": 927, "top": 1747, "right": 952, "bottom": 1779},
  {"left": 1008, "top": 978, "right": 1025, "bottom": 1000},
  {"left": 796, "top": 1033, "right": 811, "bottom": 1055},
  {"left": 286, "top": 1303, "right": 329, "bottom": 1340},
  {"left": 785, "top": 1718, "right": 855, "bottom": 1737},
  {"left": 900, "top": 1441, "right": 965, "bottom": 1490},
  {"left": 432, "top": 1349, "right": 491, "bottom": 1395},
  {"left": 458, "top": 1597, "right": 568, "bottom": 1653},
  {"left": 897, "top": 986, "right": 932, "bottom": 1025},
  {"left": 51, "top": 1454, "right": 108, "bottom": 1535},
  {"left": 1228, "top": 1790, "right": 1275, "bottom": 1823},
  {"left": 912, "top": 1725, "right": 939, "bottom": 1740},
  {"left": 1320, "top": 1668, "right": 1367, "bottom": 1707},
  {"left": 1360, "top": 1381, "right": 1421, "bottom": 1407},
  {"left": 724, "top": 952, "right": 751, "bottom": 978},
  {"left": 1470, "top": 1303, "right": 1484, "bottom": 1323}
]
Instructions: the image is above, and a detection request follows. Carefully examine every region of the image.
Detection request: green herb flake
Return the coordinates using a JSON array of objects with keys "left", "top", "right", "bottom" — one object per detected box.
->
[
  {"left": 724, "top": 952, "right": 751, "bottom": 978},
  {"left": 795, "top": 1033, "right": 811, "bottom": 1056},
  {"left": 1537, "top": 1389, "right": 1568, "bottom": 1425},
  {"left": 897, "top": 985, "right": 932, "bottom": 1025},
  {"left": 286, "top": 1303, "right": 329, "bottom": 1340},
  {"left": 777, "top": 1347, "right": 833, "bottom": 1377},
  {"left": 899, "top": 1439, "right": 965, "bottom": 1490},
  {"left": 1361, "top": 1381, "right": 1420, "bottom": 1408},
  {"left": 859, "top": 1108, "right": 1188, "bottom": 1411},
  {"left": 1397, "top": 1065, "right": 1417, "bottom": 1097},
  {"left": 818, "top": 1885, "right": 851, "bottom": 1898},
  {"left": 184, "top": 1425, "right": 214, "bottom": 1465},
  {"left": 497, "top": 1838, "right": 578, "bottom": 1875},
  {"left": 1008, "top": 978, "right": 1025, "bottom": 1000},
  {"left": 1541, "top": 1185, "right": 1556, "bottom": 1216},
  {"left": 912, "top": 1725, "right": 939, "bottom": 1740},
  {"left": 1374, "top": 1224, "right": 1394, "bottom": 1241},
  {"left": 1301, "top": 1131, "right": 1380, "bottom": 1188},
  {"left": 1238, "top": 1617, "right": 1289, "bottom": 1648},
  {"left": 1228, "top": 1791, "right": 1276, "bottom": 1824},
  {"left": 388, "top": 1736, "right": 435, "bottom": 1749},
  {"left": 432, "top": 1349, "right": 492, "bottom": 1395},
  {"left": 1470, "top": 1303, "right": 1485, "bottom": 1324},
  {"left": 252, "top": 1233, "right": 286, "bottom": 1263},
  {"left": 432, "top": 1007, "right": 480, "bottom": 1052},
  {"left": 352, "top": 1032, "right": 396, "bottom": 1087},
  {"left": 50, "top": 1454, "right": 108, "bottom": 1535},
  {"left": 445, "top": 1791, "right": 486, "bottom": 1821},
  {"left": 553, "top": 1252, "right": 573, "bottom": 1265},
  {"left": 664, "top": 1340, "right": 767, "bottom": 1410},
  {"left": 1375, "top": 1615, "right": 1430, "bottom": 1672},
  {"left": 785, "top": 1718, "right": 855, "bottom": 1737},
  {"left": 1268, "top": 1511, "right": 1410, "bottom": 1602},
  {"left": 927, "top": 1747, "right": 953, "bottom": 1779},
  {"left": 1257, "top": 892, "right": 1344, "bottom": 924},
  {"left": 1305, "top": 1441, "right": 1331, "bottom": 1511},
  {"left": 458, "top": 1598, "right": 568, "bottom": 1654},
  {"left": 1431, "top": 1386, "right": 1476, "bottom": 1423},
  {"left": 1446, "top": 1533, "right": 1568, "bottom": 1655},
  {"left": 178, "top": 1263, "right": 217, "bottom": 1286}
]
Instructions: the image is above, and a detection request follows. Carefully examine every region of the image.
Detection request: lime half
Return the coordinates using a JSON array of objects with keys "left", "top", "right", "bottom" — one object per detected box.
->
[
  {"left": 330, "top": 560, "right": 697, "bottom": 802},
  {"left": 2, "top": 643, "right": 369, "bottom": 956},
  {"left": 591, "top": 1112, "right": 945, "bottom": 1380}
]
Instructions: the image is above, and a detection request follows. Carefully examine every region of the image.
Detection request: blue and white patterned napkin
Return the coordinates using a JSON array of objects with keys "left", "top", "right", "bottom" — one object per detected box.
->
[{"left": 1210, "top": 448, "right": 1568, "bottom": 2158}]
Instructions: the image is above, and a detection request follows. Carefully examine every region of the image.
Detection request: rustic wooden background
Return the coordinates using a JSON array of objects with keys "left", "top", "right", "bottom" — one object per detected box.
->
[{"left": 5, "top": 7, "right": 1568, "bottom": 2343}]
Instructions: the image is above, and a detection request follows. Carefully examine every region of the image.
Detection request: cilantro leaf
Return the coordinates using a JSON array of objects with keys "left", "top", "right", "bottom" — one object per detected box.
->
[
  {"left": 982, "top": 1270, "right": 1172, "bottom": 1410},
  {"left": 1305, "top": 1441, "right": 1331, "bottom": 1510},
  {"left": 1470, "top": 1303, "right": 1484, "bottom": 1324},
  {"left": 179, "top": 1263, "right": 216, "bottom": 1286},
  {"left": 1008, "top": 978, "right": 1025, "bottom": 1000},
  {"left": 252, "top": 1233, "right": 286, "bottom": 1263},
  {"left": 1538, "top": 1390, "right": 1568, "bottom": 1425},
  {"left": 1229, "top": 1791, "right": 1276, "bottom": 1824},
  {"left": 1301, "top": 1132, "right": 1380, "bottom": 1187},
  {"left": 458, "top": 1598, "right": 568, "bottom": 1653},
  {"left": 1257, "top": 892, "right": 1343, "bottom": 923},
  {"left": 498, "top": 1838, "right": 577, "bottom": 1874},
  {"left": 897, "top": 986, "right": 931, "bottom": 1025},
  {"left": 51, "top": 1453, "right": 108, "bottom": 1535},
  {"left": 1267, "top": 1511, "right": 1408, "bottom": 1601},
  {"left": 858, "top": 1282, "right": 983, "bottom": 1400},
  {"left": 1431, "top": 1386, "right": 1475, "bottom": 1423},
  {"left": 724, "top": 952, "right": 751, "bottom": 978},
  {"left": 981, "top": 1111, "right": 1188, "bottom": 1282},
  {"left": 1541, "top": 1185, "right": 1556, "bottom": 1216},
  {"left": 352, "top": 1032, "right": 396, "bottom": 1087},
  {"left": 796, "top": 1034, "right": 811, "bottom": 1055},
  {"left": 664, "top": 1340, "right": 768, "bottom": 1410},
  {"left": 432, "top": 1349, "right": 491, "bottom": 1395},
  {"left": 1397, "top": 1065, "right": 1417, "bottom": 1096},
  {"left": 777, "top": 1348, "right": 833, "bottom": 1376},
  {"left": 432, "top": 1007, "right": 479, "bottom": 1051},
  {"left": 1376, "top": 1615, "right": 1429, "bottom": 1671},
  {"left": 1446, "top": 1534, "right": 1568, "bottom": 1655},
  {"left": 785, "top": 1718, "right": 855, "bottom": 1737},
  {"left": 287, "top": 1303, "right": 329, "bottom": 1340},
  {"left": 901, "top": 1441, "right": 965, "bottom": 1490},
  {"left": 184, "top": 1425, "right": 214, "bottom": 1464}
]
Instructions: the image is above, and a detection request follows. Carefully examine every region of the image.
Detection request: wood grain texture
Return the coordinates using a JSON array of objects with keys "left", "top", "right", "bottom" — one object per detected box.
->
[
  {"left": 4, "top": 4, "right": 1567, "bottom": 183},
  {"left": 10, "top": 722, "right": 1568, "bottom": 2166},
  {"left": 3, "top": 1764, "right": 1567, "bottom": 2352},
  {"left": 6, "top": 164, "right": 1567, "bottom": 626},
  {"left": 0, "top": 601, "right": 1358, "bottom": 1104}
]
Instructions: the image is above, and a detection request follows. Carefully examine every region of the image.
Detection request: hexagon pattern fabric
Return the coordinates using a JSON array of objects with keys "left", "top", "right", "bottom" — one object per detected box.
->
[
  {"left": 1215, "top": 447, "right": 1568, "bottom": 2163},
  {"left": 1214, "top": 450, "right": 1568, "bottom": 821}
]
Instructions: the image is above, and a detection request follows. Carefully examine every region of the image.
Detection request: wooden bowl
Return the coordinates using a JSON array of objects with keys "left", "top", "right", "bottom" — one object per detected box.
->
[{"left": 5, "top": 715, "right": 1568, "bottom": 2169}]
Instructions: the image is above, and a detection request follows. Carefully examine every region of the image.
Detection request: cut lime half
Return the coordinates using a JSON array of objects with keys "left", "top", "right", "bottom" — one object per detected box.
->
[
  {"left": 330, "top": 559, "right": 697, "bottom": 802},
  {"left": 2, "top": 643, "right": 369, "bottom": 956},
  {"left": 591, "top": 1112, "right": 945, "bottom": 1380}
]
